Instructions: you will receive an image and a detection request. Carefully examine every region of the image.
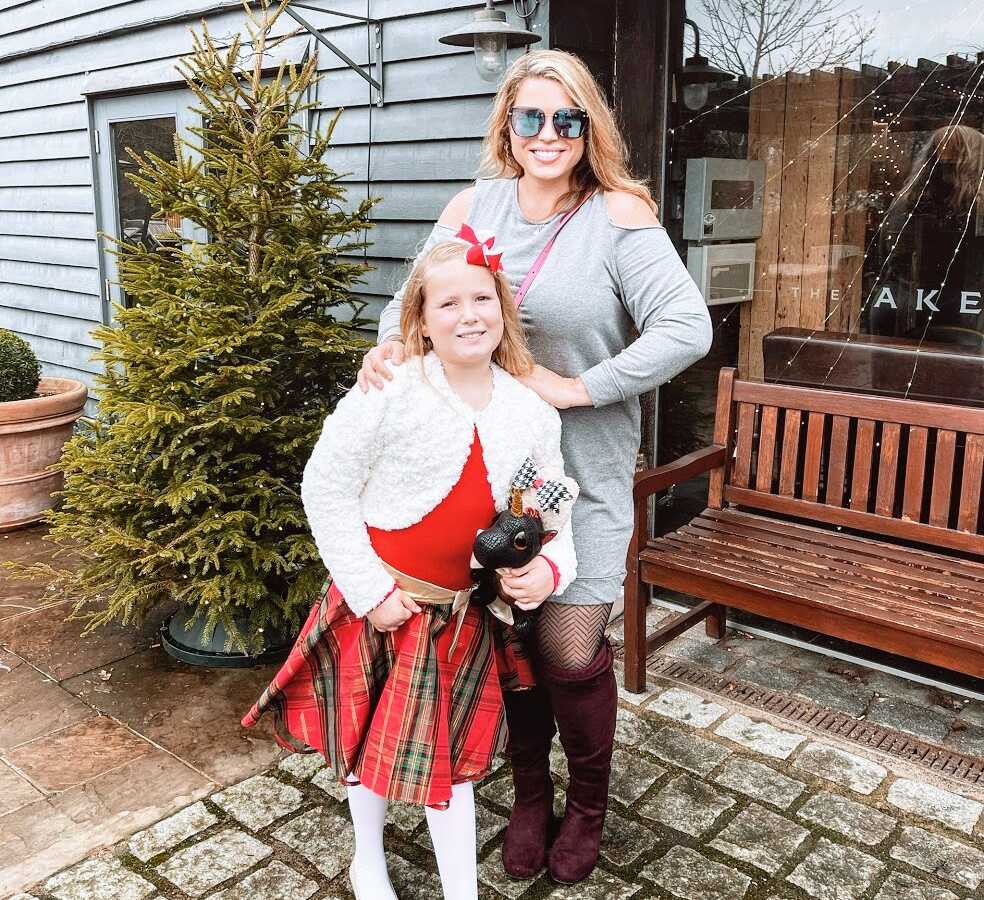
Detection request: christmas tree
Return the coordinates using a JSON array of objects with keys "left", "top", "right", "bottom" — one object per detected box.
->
[{"left": 7, "top": 1, "right": 374, "bottom": 653}]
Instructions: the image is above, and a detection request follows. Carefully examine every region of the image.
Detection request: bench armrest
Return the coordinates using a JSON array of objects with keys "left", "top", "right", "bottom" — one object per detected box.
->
[{"left": 633, "top": 445, "right": 727, "bottom": 502}]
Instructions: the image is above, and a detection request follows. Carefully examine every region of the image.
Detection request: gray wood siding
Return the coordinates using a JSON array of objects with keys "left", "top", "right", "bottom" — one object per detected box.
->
[{"left": 0, "top": 0, "right": 548, "bottom": 413}]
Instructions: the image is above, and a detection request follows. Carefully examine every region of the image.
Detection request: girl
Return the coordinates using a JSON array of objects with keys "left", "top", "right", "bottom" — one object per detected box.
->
[
  {"left": 242, "top": 238, "right": 577, "bottom": 900},
  {"left": 359, "top": 49, "right": 712, "bottom": 884}
]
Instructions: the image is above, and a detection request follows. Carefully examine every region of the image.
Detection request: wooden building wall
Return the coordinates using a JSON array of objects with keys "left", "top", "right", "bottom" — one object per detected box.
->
[{"left": 0, "top": 0, "right": 546, "bottom": 410}]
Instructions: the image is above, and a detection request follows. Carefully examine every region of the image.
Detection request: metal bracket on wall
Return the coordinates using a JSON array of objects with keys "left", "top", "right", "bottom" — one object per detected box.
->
[{"left": 285, "top": 2, "right": 384, "bottom": 106}]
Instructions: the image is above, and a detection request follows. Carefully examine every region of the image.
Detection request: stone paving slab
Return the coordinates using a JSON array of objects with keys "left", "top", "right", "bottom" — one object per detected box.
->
[
  {"left": 271, "top": 808, "right": 352, "bottom": 880},
  {"left": 872, "top": 871, "right": 960, "bottom": 900},
  {"left": 867, "top": 696, "right": 955, "bottom": 742},
  {"left": 277, "top": 753, "right": 326, "bottom": 781},
  {"left": 157, "top": 829, "right": 271, "bottom": 897},
  {"left": 212, "top": 774, "right": 304, "bottom": 831},
  {"left": 791, "top": 742, "right": 887, "bottom": 795},
  {"left": 127, "top": 800, "right": 218, "bottom": 862},
  {"left": 206, "top": 860, "right": 318, "bottom": 900},
  {"left": 709, "top": 803, "right": 809, "bottom": 874},
  {"left": 607, "top": 747, "right": 665, "bottom": 805},
  {"left": 638, "top": 774, "right": 736, "bottom": 836},
  {"left": 644, "top": 845, "right": 752, "bottom": 900},
  {"left": 714, "top": 714, "right": 806, "bottom": 760},
  {"left": 44, "top": 858, "right": 156, "bottom": 900},
  {"left": 797, "top": 791, "right": 897, "bottom": 846},
  {"left": 886, "top": 778, "right": 983, "bottom": 834},
  {"left": 598, "top": 809, "right": 660, "bottom": 868},
  {"left": 889, "top": 824, "right": 984, "bottom": 890},
  {"left": 713, "top": 756, "right": 806, "bottom": 809},
  {"left": 786, "top": 837, "right": 883, "bottom": 899},
  {"left": 648, "top": 723, "right": 730, "bottom": 776},
  {"left": 647, "top": 687, "right": 728, "bottom": 728}
]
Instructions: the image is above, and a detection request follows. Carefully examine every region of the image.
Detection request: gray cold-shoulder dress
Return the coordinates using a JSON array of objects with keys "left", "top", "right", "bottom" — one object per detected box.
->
[{"left": 377, "top": 177, "right": 712, "bottom": 606}]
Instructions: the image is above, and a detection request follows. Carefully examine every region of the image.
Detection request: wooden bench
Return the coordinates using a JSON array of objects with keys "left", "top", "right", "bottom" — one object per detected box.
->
[{"left": 623, "top": 367, "right": 984, "bottom": 692}]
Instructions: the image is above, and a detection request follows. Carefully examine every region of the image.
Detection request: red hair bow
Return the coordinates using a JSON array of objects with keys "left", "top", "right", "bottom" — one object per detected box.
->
[{"left": 455, "top": 223, "right": 504, "bottom": 274}]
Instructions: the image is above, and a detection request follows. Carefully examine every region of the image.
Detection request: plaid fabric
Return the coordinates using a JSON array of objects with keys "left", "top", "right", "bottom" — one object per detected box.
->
[{"left": 242, "top": 577, "right": 532, "bottom": 808}]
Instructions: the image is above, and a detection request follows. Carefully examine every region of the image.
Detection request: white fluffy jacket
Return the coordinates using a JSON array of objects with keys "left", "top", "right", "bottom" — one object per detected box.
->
[{"left": 301, "top": 352, "right": 578, "bottom": 616}]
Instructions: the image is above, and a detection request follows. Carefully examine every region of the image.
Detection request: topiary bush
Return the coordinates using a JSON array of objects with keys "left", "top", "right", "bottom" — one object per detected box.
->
[{"left": 0, "top": 329, "right": 41, "bottom": 403}]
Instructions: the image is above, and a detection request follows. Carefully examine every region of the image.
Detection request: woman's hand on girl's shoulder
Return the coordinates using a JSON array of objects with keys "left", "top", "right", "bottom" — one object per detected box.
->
[
  {"left": 604, "top": 191, "right": 661, "bottom": 229},
  {"left": 437, "top": 186, "right": 476, "bottom": 230},
  {"left": 517, "top": 364, "right": 592, "bottom": 410},
  {"left": 357, "top": 340, "right": 406, "bottom": 393}
]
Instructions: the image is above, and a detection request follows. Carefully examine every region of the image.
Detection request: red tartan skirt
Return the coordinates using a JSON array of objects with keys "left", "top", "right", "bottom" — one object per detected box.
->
[{"left": 242, "top": 578, "right": 535, "bottom": 808}]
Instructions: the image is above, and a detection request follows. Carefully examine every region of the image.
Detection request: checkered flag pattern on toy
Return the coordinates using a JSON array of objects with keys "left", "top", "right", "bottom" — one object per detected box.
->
[
  {"left": 511, "top": 457, "right": 539, "bottom": 490},
  {"left": 535, "top": 479, "right": 574, "bottom": 514}
]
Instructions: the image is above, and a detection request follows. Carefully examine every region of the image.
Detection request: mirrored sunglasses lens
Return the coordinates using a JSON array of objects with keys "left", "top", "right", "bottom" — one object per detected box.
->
[
  {"left": 512, "top": 108, "right": 543, "bottom": 137},
  {"left": 554, "top": 110, "right": 586, "bottom": 138}
]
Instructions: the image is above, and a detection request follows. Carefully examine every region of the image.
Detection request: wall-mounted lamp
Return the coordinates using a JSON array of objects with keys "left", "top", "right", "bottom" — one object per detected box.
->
[
  {"left": 438, "top": 0, "right": 541, "bottom": 83},
  {"left": 679, "top": 18, "right": 734, "bottom": 111}
]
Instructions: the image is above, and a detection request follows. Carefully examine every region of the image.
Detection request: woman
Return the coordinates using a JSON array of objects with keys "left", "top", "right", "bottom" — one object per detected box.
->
[{"left": 359, "top": 49, "right": 712, "bottom": 884}]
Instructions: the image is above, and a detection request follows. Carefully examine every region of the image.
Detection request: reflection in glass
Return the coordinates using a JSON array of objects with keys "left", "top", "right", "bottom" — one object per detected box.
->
[
  {"left": 112, "top": 117, "right": 179, "bottom": 306},
  {"left": 661, "top": 4, "right": 984, "bottom": 460}
]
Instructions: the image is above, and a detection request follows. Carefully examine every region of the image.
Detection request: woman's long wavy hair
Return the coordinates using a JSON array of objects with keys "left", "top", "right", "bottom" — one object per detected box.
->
[
  {"left": 898, "top": 125, "right": 984, "bottom": 214},
  {"left": 479, "top": 49, "right": 656, "bottom": 214},
  {"left": 399, "top": 241, "right": 534, "bottom": 377}
]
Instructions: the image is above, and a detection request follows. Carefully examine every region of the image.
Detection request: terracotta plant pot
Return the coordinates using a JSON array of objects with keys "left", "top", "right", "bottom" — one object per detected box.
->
[{"left": 0, "top": 377, "right": 88, "bottom": 532}]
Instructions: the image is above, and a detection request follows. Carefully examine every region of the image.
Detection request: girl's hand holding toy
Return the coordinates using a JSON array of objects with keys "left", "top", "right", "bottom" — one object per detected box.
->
[{"left": 367, "top": 588, "right": 422, "bottom": 632}]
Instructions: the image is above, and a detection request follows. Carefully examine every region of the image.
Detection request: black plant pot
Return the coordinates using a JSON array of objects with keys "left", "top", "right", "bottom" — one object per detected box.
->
[{"left": 160, "top": 607, "right": 295, "bottom": 668}]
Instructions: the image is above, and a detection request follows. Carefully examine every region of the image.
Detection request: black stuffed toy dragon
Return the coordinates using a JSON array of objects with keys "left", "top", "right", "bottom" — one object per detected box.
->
[{"left": 469, "top": 456, "right": 578, "bottom": 640}]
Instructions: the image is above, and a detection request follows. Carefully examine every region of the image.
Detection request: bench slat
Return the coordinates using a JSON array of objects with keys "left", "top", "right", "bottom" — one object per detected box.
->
[
  {"left": 779, "top": 409, "right": 802, "bottom": 496},
  {"left": 756, "top": 405, "right": 779, "bottom": 492},
  {"left": 875, "top": 422, "right": 901, "bottom": 517},
  {"left": 734, "top": 402, "right": 755, "bottom": 488},
  {"left": 902, "top": 426, "right": 928, "bottom": 522},
  {"left": 930, "top": 429, "right": 957, "bottom": 528},
  {"left": 850, "top": 419, "right": 875, "bottom": 511},
  {"left": 723, "top": 485, "right": 984, "bottom": 555},
  {"left": 959, "top": 434, "right": 984, "bottom": 533},
  {"left": 803, "top": 412, "right": 826, "bottom": 502},
  {"left": 825, "top": 415, "right": 850, "bottom": 507}
]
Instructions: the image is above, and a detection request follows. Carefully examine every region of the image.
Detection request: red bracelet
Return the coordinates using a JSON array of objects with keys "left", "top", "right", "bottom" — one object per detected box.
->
[{"left": 541, "top": 556, "right": 561, "bottom": 592}]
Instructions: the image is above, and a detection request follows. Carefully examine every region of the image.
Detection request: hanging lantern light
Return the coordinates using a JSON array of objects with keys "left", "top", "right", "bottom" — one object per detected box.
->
[
  {"left": 438, "top": 0, "right": 541, "bottom": 83},
  {"left": 679, "top": 18, "right": 735, "bottom": 111}
]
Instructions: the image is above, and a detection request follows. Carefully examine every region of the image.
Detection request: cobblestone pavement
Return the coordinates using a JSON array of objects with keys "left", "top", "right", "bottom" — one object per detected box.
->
[{"left": 14, "top": 624, "right": 984, "bottom": 900}]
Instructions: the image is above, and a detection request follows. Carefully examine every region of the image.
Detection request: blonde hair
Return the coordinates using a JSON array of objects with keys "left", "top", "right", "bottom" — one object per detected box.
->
[
  {"left": 400, "top": 241, "right": 534, "bottom": 377},
  {"left": 903, "top": 125, "right": 984, "bottom": 212},
  {"left": 480, "top": 49, "right": 656, "bottom": 214}
]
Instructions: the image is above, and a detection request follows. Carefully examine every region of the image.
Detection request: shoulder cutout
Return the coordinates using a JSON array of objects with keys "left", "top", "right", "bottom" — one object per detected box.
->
[
  {"left": 437, "top": 186, "right": 476, "bottom": 229},
  {"left": 604, "top": 191, "right": 661, "bottom": 229}
]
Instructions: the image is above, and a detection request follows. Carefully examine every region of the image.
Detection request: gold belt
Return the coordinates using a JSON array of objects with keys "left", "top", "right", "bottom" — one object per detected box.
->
[{"left": 380, "top": 561, "right": 514, "bottom": 657}]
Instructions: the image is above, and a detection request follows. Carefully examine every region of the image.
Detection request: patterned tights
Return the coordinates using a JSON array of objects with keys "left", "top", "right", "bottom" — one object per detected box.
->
[{"left": 534, "top": 601, "right": 613, "bottom": 670}]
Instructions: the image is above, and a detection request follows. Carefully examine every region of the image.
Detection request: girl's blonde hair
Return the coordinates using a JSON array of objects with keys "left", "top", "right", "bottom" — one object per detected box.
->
[
  {"left": 480, "top": 49, "right": 656, "bottom": 214},
  {"left": 400, "top": 241, "right": 534, "bottom": 377}
]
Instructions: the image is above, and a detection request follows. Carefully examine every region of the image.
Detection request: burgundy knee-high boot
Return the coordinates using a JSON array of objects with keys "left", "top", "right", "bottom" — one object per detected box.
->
[
  {"left": 501, "top": 685, "right": 558, "bottom": 878},
  {"left": 541, "top": 639, "right": 616, "bottom": 884}
]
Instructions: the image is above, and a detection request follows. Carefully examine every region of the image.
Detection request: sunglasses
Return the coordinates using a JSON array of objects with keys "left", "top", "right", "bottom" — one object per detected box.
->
[{"left": 508, "top": 106, "right": 589, "bottom": 140}]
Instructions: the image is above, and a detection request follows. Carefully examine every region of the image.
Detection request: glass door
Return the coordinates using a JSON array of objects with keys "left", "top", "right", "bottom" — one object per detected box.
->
[{"left": 93, "top": 90, "right": 198, "bottom": 318}]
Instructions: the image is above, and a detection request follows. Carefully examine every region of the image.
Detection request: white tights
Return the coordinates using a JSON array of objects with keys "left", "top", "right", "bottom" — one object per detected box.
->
[
  {"left": 425, "top": 782, "right": 479, "bottom": 900},
  {"left": 346, "top": 779, "right": 478, "bottom": 900}
]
